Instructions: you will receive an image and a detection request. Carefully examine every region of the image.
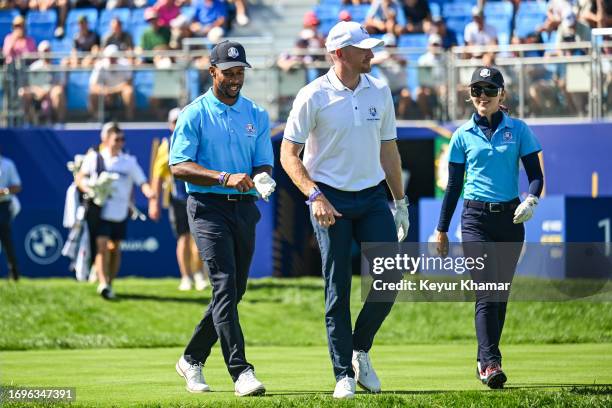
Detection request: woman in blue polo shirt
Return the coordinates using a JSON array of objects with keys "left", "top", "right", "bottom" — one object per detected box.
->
[{"left": 436, "top": 66, "right": 544, "bottom": 389}]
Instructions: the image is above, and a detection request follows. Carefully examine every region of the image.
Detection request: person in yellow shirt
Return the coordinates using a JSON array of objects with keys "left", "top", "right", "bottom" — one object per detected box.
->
[{"left": 149, "top": 108, "right": 209, "bottom": 291}]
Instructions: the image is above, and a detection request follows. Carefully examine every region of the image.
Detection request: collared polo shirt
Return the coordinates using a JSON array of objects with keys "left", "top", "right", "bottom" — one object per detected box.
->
[
  {"left": 448, "top": 112, "right": 542, "bottom": 202},
  {"left": 283, "top": 67, "right": 397, "bottom": 192},
  {"left": 169, "top": 89, "right": 274, "bottom": 195},
  {"left": 0, "top": 156, "right": 21, "bottom": 203}
]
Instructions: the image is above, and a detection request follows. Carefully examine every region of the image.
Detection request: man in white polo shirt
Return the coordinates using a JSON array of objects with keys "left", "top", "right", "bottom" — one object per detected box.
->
[
  {"left": 280, "top": 21, "right": 410, "bottom": 399},
  {"left": 77, "top": 122, "right": 155, "bottom": 299}
]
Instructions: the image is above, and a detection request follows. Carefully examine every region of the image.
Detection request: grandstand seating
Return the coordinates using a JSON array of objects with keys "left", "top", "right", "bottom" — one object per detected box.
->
[
  {"left": 99, "top": 8, "right": 131, "bottom": 40},
  {"left": 0, "top": 0, "right": 573, "bottom": 120},
  {"left": 26, "top": 10, "right": 58, "bottom": 45},
  {"left": 66, "top": 71, "right": 90, "bottom": 110}
]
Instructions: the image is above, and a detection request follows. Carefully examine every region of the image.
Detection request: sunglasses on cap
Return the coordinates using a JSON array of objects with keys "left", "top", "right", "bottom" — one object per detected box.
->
[{"left": 470, "top": 85, "right": 501, "bottom": 97}]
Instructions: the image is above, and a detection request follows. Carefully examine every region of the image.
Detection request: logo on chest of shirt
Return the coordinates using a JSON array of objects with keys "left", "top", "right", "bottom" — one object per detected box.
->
[
  {"left": 367, "top": 106, "right": 380, "bottom": 121},
  {"left": 245, "top": 123, "right": 256, "bottom": 136},
  {"left": 502, "top": 131, "right": 514, "bottom": 143}
]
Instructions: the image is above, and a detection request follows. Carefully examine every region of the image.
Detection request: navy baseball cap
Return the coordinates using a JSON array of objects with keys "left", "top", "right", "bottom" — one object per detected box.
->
[
  {"left": 210, "top": 40, "right": 252, "bottom": 70},
  {"left": 469, "top": 66, "right": 504, "bottom": 88}
]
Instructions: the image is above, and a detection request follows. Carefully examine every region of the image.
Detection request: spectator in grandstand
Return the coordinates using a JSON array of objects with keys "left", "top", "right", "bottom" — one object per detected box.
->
[
  {"left": 577, "top": 0, "right": 612, "bottom": 28},
  {"left": 339, "top": 9, "right": 352, "bottom": 22},
  {"left": 72, "top": 0, "right": 105, "bottom": 9},
  {"left": 464, "top": 6, "right": 498, "bottom": 58},
  {"left": 0, "top": 148, "right": 21, "bottom": 281},
  {"left": 540, "top": 0, "right": 572, "bottom": 34},
  {"left": 88, "top": 44, "right": 134, "bottom": 121},
  {"left": 19, "top": 40, "right": 67, "bottom": 124},
  {"left": 276, "top": 11, "right": 326, "bottom": 79},
  {"left": 228, "top": 0, "right": 249, "bottom": 26},
  {"left": 72, "top": 15, "right": 100, "bottom": 67},
  {"left": 365, "top": 0, "right": 404, "bottom": 37},
  {"left": 416, "top": 33, "right": 446, "bottom": 119},
  {"left": 77, "top": 122, "right": 155, "bottom": 299},
  {"left": 140, "top": 7, "right": 171, "bottom": 52},
  {"left": 2, "top": 15, "right": 36, "bottom": 65},
  {"left": 169, "top": 14, "right": 194, "bottom": 50},
  {"left": 431, "top": 15, "right": 457, "bottom": 50},
  {"left": 102, "top": 17, "right": 134, "bottom": 51},
  {"left": 370, "top": 33, "right": 418, "bottom": 119},
  {"left": 148, "top": 108, "right": 210, "bottom": 292},
  {"left": 549, "top": 10, "right": 590, "bottom": 117},
  {"left": 191, "top": 0, "right": 227, "bottom": 41},
  {"left": 400, "top": 0, "right": 431, "bottom": 34},
  {"left": 154, "top": 0, "right": 180, "bottom": 27},
  {"left": 342, "top": 0, "right": 372, "bottom": 5}
]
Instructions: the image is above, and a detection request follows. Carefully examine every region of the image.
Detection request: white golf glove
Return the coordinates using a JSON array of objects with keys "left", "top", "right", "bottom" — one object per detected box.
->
[
  {"left": 513, "top": 194, "right": 538, "bottom": 224},
  {"left": 393, "top": 196, "right": 410, "bottom": 242},
  {"left": 253, "top": 172, "right": 276, "bottom": 202}
]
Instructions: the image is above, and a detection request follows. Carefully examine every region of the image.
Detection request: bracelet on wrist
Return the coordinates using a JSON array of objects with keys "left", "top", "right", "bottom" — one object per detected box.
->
[
  {"left": 218, "top": 172, "right": 227, "bottom": 185},
  {"left": 222, "top": 173, "right": 231, "bottom": 187},
  {"left": 306, "top": 187, "right": 323, "bottom": 204}
]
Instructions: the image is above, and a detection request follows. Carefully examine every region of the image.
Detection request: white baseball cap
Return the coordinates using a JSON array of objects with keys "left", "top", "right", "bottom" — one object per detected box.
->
[
  {"left": 325, "top": 21, "right": 384, "bottom": 52},
  {"left": 103, "top": 44, "right": 120, "bottom": 58}
]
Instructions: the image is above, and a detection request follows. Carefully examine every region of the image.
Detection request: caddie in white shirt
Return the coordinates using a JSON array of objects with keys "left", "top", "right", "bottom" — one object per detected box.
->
[
  {"left": 77, "top": 122, "right": 155, "bottom": 299},
  {"left": 280, "top": 21, "right": 410, "bottom": 399}
]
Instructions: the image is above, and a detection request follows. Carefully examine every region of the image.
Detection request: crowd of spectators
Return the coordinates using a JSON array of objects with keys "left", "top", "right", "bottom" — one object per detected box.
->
[
  {"left": 276, "top": 0, "right": 611, "bottom": 119},
  {"left": 1, "top": 0, "right": 253, "bottom": 122},
  {"left": 1, "top": 0, "right": 611, "bottom": 123}
]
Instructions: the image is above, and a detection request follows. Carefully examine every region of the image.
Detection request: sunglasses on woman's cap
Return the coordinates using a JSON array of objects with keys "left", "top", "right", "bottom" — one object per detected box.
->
[{"left": 470, "top": 86, "right": 501, "bottom": 97}]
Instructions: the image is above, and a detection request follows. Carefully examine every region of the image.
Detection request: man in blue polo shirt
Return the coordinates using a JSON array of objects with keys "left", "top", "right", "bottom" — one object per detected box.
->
[{"left": 170, "top": 40, "right": 274, "bottom": 397}]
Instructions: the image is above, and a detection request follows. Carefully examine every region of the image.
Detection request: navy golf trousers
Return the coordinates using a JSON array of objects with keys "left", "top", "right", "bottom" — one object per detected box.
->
[
  {"left": 461, "top": 198, "right": 524, "bottom": 370},
  {"left": 183, "top": 193, "right": 260, "bottom": 381},
  {"left": 311, "top": 182, "right": 398, "bottom": 381}
]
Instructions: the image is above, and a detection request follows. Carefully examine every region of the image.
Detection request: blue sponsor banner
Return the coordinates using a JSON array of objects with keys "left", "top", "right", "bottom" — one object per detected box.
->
[
  {"left": 1, "top": 122, "right": 611, "bottom": 279},
  {"left": 0, "top": 127, "right": 272, "bottom": 279},
  {"left": 418, "top": 196, "right": 612, "bottom": 279}
]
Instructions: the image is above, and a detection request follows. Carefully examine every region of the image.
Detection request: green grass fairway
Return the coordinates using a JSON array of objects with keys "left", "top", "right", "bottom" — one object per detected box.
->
[
  {"left": 1, "top": 278, "right": 611, "bottom": 407},
  {"left": 2, "top": 344, "right": 611, "bottom": 407},
  {"left": 1, "top": 278, "right": 611, "bottom": 350}
]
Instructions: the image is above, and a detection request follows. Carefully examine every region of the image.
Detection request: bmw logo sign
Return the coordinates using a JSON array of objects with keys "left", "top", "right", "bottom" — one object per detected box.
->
[{"left": 25, "top": 224, "right": 63, "bottom": 265}]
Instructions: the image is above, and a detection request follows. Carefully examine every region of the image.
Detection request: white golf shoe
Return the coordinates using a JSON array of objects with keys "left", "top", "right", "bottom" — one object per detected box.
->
[
  {"left": 193, "top": 272, "right": 210, "bottom": 291},
  {"left": 234, "top": 369, "right": 265, "bottom": 396},
  {"left": 333, "top": 376, "right": 356, "bottom": 399},
  {"left": 176, "top": 356, "right": 210, "bottom": 393},
  {"left": 352, "top": 350, "right": 381, "bottom": 393},
  {"left": 178, "top": 277, "right": 193, "bottom": 291}
]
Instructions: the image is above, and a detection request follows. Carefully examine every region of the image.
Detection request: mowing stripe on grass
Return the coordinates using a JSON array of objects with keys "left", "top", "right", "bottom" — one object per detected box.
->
[{"left": 1, "top": 344, "right": 611, "bottom": 407}]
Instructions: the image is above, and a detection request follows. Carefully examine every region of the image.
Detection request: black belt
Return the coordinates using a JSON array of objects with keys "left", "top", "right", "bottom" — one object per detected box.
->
[
  {"left": 196, "top": 193, "right": 257, "bottom": 202},
  {"left": 464, "top": 199, "right": 519, "bottom": 213}
]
